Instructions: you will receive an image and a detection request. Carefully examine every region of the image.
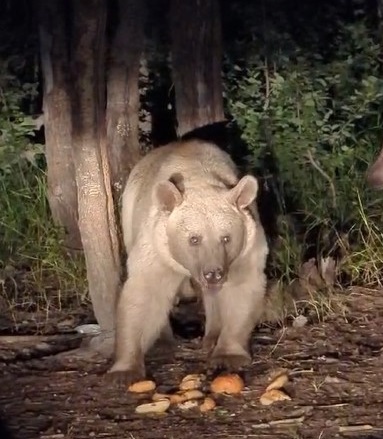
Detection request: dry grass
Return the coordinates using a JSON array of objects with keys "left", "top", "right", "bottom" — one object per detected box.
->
[{"left": 0, "top": 168, "right": 89, "bottom": 330}]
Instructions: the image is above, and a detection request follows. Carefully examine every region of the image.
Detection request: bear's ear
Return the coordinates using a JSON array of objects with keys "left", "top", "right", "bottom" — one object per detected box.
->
[
  {"left": 227, "top": 175, "right": 258, "bottom": 209},
  {"left": 154, "top": 180, "right": 183, "bottom": 212}
]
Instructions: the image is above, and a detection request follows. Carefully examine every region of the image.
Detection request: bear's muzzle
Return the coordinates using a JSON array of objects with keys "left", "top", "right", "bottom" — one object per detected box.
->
[{"left": 201, "top": 267, "right": 227, "bottom": 293}]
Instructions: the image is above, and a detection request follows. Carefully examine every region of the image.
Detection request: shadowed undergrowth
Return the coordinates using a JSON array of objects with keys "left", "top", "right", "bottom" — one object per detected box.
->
[{"left": 1, "top": 0, "right": 383, "bottom": 331}]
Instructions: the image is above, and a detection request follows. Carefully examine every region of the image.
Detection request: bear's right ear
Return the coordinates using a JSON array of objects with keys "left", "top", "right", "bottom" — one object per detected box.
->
[
  {"left": 154, "top": 181, "right": 183, "bottom": 212},
  {"left": 227, "top": 175, "right": 259, "bottom": 210}
]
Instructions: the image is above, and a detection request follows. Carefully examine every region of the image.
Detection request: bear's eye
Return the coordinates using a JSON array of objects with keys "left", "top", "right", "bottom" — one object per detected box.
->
[
  {"left": 189, "top": 235, "right": 201, "bottom": 246},
  {"left": 221, "top": 235, "right": 231, "bottom": 244}
]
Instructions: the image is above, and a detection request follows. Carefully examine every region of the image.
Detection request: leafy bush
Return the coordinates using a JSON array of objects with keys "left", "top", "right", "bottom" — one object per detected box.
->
[
  {"left": 226, "top": 17, "right": 383, "bottom": 287},
  {"left": 0, "top": 58, "right": 42, "bottom": 173}
]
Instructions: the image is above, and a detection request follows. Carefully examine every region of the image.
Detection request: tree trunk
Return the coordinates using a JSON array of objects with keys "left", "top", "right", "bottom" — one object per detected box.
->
[
  {"left": 36, "top": 0, "right": 82, "bottom": 253},
  {"left": 70, "top": 0, "right": 121, "bottom": 337},
  {"left": 106, "top": 0, "right": 146, "bottom": 197},
  {"left": 169, "top": 0, "right": 225, "bottom": 136}
]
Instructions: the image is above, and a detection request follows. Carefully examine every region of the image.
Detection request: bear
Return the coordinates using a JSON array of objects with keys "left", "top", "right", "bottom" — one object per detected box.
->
[
  {"left": 367, "top": 144, "right": 383, "bottom": 189},
  {"left": 107, "top": 139, "right": 269, "bottom": 385}
]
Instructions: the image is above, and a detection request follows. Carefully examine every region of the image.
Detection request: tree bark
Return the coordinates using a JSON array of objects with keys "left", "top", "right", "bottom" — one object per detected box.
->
[
  {"left": 106, "top": 0, "right": 146, "bottom": 196},
  {"left": 36, "top": 0, "right": 82, "bottom": 253},
  {"left": 169, "top": 0, "right": 225, "bottom": 136},
  {"left": 70, "top": 0, "right": 121, "bottom": 335}
]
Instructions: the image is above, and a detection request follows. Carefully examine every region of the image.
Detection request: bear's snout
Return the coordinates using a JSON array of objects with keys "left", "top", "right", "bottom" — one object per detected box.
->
[
  {"left": 202, "top": 267, "right": 226, "bottom": 292},
  {"left": 203, "top": 267, "right": 224, "bottom": 283}
]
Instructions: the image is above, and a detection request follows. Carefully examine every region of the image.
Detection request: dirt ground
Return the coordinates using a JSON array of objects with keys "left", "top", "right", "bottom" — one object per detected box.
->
[{"left": 1, "top": 288, "right": 383, "bottom": 439}]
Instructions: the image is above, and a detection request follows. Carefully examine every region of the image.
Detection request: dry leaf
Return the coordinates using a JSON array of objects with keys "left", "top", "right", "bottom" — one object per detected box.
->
[
  {"left": 299, "top": 258, "right": 323, "bottom": 289},
  {"left": 320, "top": 256, "right": 337, "bottom": 287},
  {"left": 260, "top": 389, "right": 291, "bottom": 406},
  {"left": 135, "top": 399, "right": 170, "bottom": 414},
  {"left": 324, "top": 376, "right": 342, "bottom": 384},
  {"left": 292, "top": 315, "right": 308, "bottom": 328}
]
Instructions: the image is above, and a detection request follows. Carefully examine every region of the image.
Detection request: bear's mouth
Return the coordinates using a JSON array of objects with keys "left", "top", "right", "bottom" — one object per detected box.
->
[
  {"left": 205, "top": 283, "right": 224, "bottom": 293},
  {"left": 192, "top": 267, "right": 228, "bottom": 293},
  {"left": 198, "top": 276, "right": 227, "bottom": 294},
  {"left": 189, "top": 277, "right": 224, "bottom": 294}
]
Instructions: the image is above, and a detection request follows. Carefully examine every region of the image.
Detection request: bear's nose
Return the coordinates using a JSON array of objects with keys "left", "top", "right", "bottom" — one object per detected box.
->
[{"left": 203, "top": 268, "right": 224, "bottom": 284}]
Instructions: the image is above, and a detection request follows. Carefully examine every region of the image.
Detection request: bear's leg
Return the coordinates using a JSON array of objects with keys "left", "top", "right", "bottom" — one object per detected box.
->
[
  {"left": 202, "top": 292, "right": 222, "bottom": 353},
  {"left": 208, "top": 281, "right": 265, "bottom": 371},
  {"left": 107, "top": 271, "right": 182, "bottom": 385},
  {"left": 159, "top": 319, "right": 176, "bottom": 344}
]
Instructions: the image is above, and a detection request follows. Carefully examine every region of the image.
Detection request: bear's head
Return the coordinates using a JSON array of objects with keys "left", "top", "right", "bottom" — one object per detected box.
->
[{"left": 154, "top": 173, "right": 259, "bottom": 293}]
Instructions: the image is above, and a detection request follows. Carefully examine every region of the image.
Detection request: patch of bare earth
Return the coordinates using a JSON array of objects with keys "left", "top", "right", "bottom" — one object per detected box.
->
[{"left": 1, "top": 288, "right": 383, "bottom": 439}]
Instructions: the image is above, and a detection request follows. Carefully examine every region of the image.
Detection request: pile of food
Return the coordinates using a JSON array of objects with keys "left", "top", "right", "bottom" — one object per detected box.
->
[{"left": 128, "top": 369, "right": 292, "bottom": 415}]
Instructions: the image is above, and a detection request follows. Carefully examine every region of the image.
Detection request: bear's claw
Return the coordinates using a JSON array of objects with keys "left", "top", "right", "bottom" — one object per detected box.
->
[
  {"left": 208, "top": 353, "right": 251, "bottom": 372},
  {"left": 105, "top": 365, "right": 146, "bottom": 387}
]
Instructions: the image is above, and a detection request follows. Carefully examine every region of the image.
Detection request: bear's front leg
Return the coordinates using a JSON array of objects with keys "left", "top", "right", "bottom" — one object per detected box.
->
[
  {"left": 208, "top": 280, "right": 266, "bottom": 371},
  {"left": 107, "top": 271, "right": 182, "bottom": 386},
  {"left": 202, "top": 292, "right": 221, "bottom": 353}
]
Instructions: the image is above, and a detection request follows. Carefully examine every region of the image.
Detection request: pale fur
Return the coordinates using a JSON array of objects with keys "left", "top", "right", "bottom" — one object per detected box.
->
[{"left": 109, "top": 139, "right": 269, "bottom": 381}]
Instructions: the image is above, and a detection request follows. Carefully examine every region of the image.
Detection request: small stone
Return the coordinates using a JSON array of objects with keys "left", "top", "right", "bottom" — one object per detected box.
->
[{"left": 292, "top": 315, "right": 308, "bottom": 328}]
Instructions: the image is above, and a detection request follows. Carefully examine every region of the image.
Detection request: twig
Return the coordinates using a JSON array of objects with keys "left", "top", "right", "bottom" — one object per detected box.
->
[
  {"left": 263, "top": 59, "right": 270, "bottom": 111},
  {"left": 269, "top": 415, "right": 306, "bottom": 426},
  {"left": 306, "top": 149, "right": 337, "bottom": 209},
  {"left": 289, "top": 368, "right": 314, "bottom": 376},
  {"left": 339, "top": 425, "right": 378, "bottom": 433},
  {"left": 269, "top": 326, "right": 286, "bottom": 356}
]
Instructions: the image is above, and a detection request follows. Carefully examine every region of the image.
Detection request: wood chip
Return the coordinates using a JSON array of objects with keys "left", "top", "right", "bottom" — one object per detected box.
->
[{"left": 339, "top": 425, "right": 374, "bottom": 433}]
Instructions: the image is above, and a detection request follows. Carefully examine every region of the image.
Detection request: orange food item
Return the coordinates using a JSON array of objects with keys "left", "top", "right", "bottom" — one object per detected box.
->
[
  {"left": 128, "top": 380, "right": 156, "bottom": 393},
  {"left": 259, "top": 389, "right": 291, "bottom": 406},
  {"left": 265, "top": 372, "right": 289, "bottom": 392},
  {"left": 199, "top": 397, "right": 216, "bottom": 412},
  {"left": 210, "top": 374, "right": 244, "bottom": 394}
]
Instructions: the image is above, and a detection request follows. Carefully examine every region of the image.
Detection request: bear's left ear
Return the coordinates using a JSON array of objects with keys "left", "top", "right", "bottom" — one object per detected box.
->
[
  {"left": 154, "top": 180, "right": 183, "bottom": 212},
  {"left": 227, "top": 175, "right": 258, "bottom": 209}
]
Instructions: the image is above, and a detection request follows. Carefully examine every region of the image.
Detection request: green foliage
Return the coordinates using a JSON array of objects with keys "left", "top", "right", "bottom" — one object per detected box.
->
[
  {"left": 226, "top": 13, "right": 383, "bottom": 287},
  {"left": 0, "top": 58, "right": 43, "bottom": 173}
]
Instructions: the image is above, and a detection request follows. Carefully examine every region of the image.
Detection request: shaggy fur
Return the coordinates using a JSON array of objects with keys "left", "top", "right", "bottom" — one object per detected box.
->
[{"left": 108, "top": 139, "right": 269, "bottom": 384}]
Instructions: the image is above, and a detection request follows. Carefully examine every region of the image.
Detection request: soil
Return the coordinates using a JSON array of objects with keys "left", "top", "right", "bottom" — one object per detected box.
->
[{"left": 1, "top": 288, "right": 383, "bottom": 439}]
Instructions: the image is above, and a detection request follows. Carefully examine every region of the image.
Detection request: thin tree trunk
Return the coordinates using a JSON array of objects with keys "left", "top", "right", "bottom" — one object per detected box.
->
[
  {"left": 169, "top": 0, "right": 225, "bottom": 136},
  {"left": 70, "top": 0, "right": 121, "bottom": 336},
  {"left": 36, "top": 0, "right": 82, "bottom": 253},
  {"left": 106, "top": 0, "right": 146, "bottom": 196}
]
